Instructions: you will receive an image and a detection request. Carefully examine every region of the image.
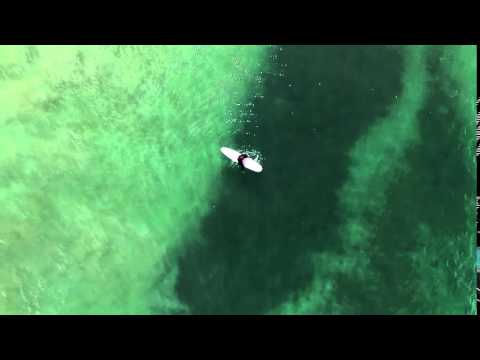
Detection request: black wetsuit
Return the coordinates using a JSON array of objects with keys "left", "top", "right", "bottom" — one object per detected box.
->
[{"left": 237, "top": 154, "right": 248, "bottom": 169}]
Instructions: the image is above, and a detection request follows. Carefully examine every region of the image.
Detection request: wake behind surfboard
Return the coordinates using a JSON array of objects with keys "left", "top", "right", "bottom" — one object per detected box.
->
[{"left": 221, "top": 147, "right": 263, "bottom": 173}]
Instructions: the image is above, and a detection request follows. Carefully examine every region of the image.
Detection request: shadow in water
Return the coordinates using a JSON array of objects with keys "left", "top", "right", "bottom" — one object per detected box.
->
[{"left": 172, "top": 45, "right": 404, "bottom": 314}]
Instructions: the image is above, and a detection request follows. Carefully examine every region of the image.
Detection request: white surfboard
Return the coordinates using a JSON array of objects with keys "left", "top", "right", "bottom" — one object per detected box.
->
[{"left": 220, "top": 147, "right": 263, "bottom": 173}]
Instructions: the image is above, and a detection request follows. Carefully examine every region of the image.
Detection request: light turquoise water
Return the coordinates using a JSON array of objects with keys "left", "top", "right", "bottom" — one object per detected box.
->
[{"left": 0, "top": 45, "right": 269, "bottom": 314}]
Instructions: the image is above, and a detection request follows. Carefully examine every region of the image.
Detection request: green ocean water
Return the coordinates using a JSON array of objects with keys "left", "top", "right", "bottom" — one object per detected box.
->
[{"left": 0, "top": 45, "right": 476, "bottom": 314}]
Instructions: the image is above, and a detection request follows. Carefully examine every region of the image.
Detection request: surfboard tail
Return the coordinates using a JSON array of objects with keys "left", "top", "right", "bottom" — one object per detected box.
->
[{"left": 243, "top": 158, "right": 263, "bottom": 173}]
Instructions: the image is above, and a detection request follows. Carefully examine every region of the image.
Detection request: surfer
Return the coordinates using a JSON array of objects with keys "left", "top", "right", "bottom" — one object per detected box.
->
[{"left": 237, "top": 154, "right": 249, "bottom": 169}]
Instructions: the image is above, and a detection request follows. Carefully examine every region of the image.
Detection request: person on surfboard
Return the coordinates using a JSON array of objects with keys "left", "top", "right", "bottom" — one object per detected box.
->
[
  {"left": 237, "top": 154, "right": 249, "bottom": 169},
  {"left": 220, "top": 146, "right": 263, "bottom": 173}
]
